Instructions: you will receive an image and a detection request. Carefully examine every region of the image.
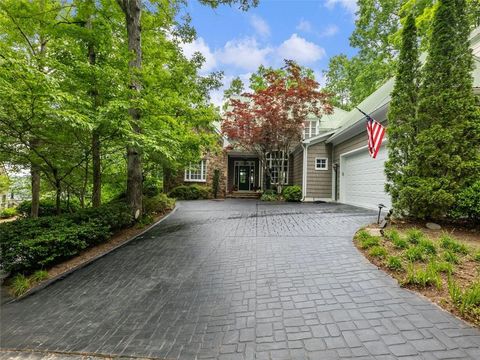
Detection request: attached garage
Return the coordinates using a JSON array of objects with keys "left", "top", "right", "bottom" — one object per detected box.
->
[{"left": 339, "top": 145, "right": 391, "bottom": 210}]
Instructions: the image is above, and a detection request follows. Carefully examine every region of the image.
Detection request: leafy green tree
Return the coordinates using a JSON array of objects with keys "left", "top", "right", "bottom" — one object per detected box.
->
[
  {"left": 324, "top": 0, "right": 403, "bottom": 110},
  {"left": 394, "top": 0, "right": 480, "bottom": 50},
  {"left": 324, "top": 0, "right": 479, "bottom": 111},
  {"left": 402, "top": 0, "right": 480, "bottom": 218},
  {"left": 385, "top": 14, "right": 420, "bottom": 214},
  {"left": 224, "top": 77, "right": 245, "bottom": 99}
]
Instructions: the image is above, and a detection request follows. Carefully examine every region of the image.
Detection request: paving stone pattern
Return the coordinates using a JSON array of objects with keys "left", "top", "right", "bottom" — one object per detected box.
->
[{"left": 2, "top": 200, "right": 480, "bottom": 360}]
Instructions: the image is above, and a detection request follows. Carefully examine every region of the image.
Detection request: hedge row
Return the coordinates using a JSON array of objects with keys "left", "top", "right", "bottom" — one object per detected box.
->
[
  {"left": 169, "top": 184, "right": 211, "bottom": 200},
  {"left": 0, "top": 196, "right": 175, "bottom": 275}
]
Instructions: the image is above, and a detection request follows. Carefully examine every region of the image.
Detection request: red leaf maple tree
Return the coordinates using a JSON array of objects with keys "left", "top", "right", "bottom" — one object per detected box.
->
[{"left": 222, "top": 60, "right": 333, "bottom": 192}]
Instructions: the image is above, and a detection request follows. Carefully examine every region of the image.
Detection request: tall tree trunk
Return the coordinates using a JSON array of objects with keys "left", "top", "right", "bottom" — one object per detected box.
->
[
  {"left": 30, "top": 163, "right": 40, "bottom": 218},
  {"left": 53, "top": 169, "right": 61, "bottom": 215},
  {"left": 91, "top": 131, "right": 101, "bottom": 207},
  {"left": 120, "top": 0, "right": 143, "bottom": 219},
  {"left": 86, "top": 0, "right": 102, "bottom": 208}
]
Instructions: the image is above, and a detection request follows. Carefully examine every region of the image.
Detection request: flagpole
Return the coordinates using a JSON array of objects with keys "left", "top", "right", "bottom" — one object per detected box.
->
[{"left": 356, "top": 107, "right": 370, "bottom": 119}]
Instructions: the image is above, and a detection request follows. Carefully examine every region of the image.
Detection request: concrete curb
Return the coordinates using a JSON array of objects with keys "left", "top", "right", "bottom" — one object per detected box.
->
[{"left": 6, "top": 205, "right": 178, "bottom": 304}]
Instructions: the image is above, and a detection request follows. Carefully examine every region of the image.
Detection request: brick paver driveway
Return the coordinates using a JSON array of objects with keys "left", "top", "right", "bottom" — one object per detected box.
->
[{"left": 2, "top": 200, "right": 480, "bottom": 360}]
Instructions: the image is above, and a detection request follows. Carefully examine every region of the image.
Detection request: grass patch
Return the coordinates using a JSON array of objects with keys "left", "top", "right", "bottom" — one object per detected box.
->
[
  {"left": 406, "top": 228, "right": 424, "bottom": 244},
  {"left": 418, "top": 238, "right": 437, "bottom": 255},
  {"left": 392, "top": 237, "right": 409, "bottom": 249},
  {"left": 403, "top": 246, "right": 425, "bottom": 262},
  {"left": 10, "top": 274, "right": 30, "bottom": 297},
  {"left": 443, "top": 250, "right": 459, "bottom": 264},
  {"left": 440, "top": 235, "right": 469, "bottom": 255},
  {"left": 369, "top": 245, "right": 387, "bottom": 258},
  {"left": 448, "top": 279, "right": 480, "bottom": 315},
  {"left": 31, "top": 270, "right": 49, "bottom": 283},
  {"left": 386, "top": 256, "right": 403, "bottom": 271},
  {"left": 356, "top": 230, "right": 380, "bottom": 249},
  {"left": 404, "top": 262, "right": 442, "bottom": 289}
]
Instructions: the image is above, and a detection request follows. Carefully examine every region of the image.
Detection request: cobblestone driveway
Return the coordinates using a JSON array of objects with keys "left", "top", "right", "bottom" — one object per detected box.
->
[{"left": 2, "top": 200, "right": 480, "bottom": 360}]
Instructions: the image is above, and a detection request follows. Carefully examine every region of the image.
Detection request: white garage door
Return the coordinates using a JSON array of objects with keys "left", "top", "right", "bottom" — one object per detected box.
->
[{"left": 340, "top": 145, "right": 391, "bottom": 210}]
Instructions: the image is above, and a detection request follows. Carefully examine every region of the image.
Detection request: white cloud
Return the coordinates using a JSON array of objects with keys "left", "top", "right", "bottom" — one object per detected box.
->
[
  {"left": 277, "top": 34, "right": 326, "bottom": 64},
  {"left": 296, "top": 19, "right": 313, "bottom": 33},
  {"left": 216, "top": 37, "right": 273, "bottom": 71},
  {"left": 324, "top": 0, "right": 358, "bottom": 14},
  {"left": 320, "top": 24, "right": 339, "bottom": 37},
  {"left": 250, "top": 15, "right": 270, "bottom": 38},
  {"left": 181, "top": 37, "right": 217, "bottom": 73}
]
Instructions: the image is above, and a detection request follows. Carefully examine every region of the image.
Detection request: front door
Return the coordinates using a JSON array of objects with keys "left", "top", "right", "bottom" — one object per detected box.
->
[{"left": 238, "top": 166, "right": 250, "bottom": 191}]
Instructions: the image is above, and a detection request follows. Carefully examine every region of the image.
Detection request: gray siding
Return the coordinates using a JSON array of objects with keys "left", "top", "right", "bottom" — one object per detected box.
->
[
  {"left": 292, "top": 147, "right": 303, "bottom": 187},
  {"left": 305, "top": 142, "right": 332, "bottom": 199}
]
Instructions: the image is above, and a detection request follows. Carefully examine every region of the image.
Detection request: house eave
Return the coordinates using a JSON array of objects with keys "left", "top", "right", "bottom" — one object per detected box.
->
[{"left": 326, "top": 103, "right": 390, "bottom": 145}]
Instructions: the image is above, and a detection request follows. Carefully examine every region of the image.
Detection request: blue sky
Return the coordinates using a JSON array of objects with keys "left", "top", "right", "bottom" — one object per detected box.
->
[{"left": 179, "top": 0, "right": 358, "bottom": 106}]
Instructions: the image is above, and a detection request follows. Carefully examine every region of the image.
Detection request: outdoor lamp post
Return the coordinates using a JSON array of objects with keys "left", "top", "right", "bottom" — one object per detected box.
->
[{"left": 377, "top": 203, "right": 386, "bottom": 224}]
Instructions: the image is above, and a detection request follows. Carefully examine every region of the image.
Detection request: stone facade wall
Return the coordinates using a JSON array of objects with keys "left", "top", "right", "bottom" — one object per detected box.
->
[{"left": 166, "top": 150, "right": 228, "bottom": 198}]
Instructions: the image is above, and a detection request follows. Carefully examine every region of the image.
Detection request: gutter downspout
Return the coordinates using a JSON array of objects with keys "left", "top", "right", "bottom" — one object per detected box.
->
[{"left": 302, "top": 143, "right": 309, "bottom": 201}]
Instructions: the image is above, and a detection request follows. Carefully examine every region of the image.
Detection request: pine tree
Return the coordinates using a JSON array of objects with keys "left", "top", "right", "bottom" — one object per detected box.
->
[
  {"left": 401, "top": 0, "right": 480, "bottom": 219},
  {"left": 385, "top": 13, "right": 420, "bottom": 213}
]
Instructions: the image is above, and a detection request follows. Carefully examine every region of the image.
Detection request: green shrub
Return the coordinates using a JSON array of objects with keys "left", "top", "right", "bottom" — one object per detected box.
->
[
  {"left": 31, "top": 269, "right": 49, "bottom": 283},
  {"left": 143, "top": 194, "right": 175, "bottom": 215},
  {"left": 406, "top": 228, "right": 424, "bottom": 244},
  {"left": 263, "top": 189, "right": 277, "bottom": 195},
  {"left": 474, "top": 251, "right": 480, "bottom": 262},
  {"left": 440, "top": 235, "right": 469, "bottom": 255},
  {"left": 0, "top": 207, "right": 17, "bottom": 219},
  {"left": 282, "top": 186, "right": 302, "bottom": 202},
  {"left": 0, "top": 201, "right": 134, "bottom": 274},
  {"left": 17, "top": 199, "right": 79, "bottom": 217},
  {"left": 260, "top": 193, "right": 279, "bottom": 201},
  {"left": 369, "top": 245, "right": 387, "bottom": 258},
  {"left": 419, "top": 238, "right": 437, "bottom": 255},
  {"left": 169, "top": 184, "right": 211, "bottom": 200},
  {"left": 387, "top": 256, "right": 403, "bottom": 271},
  {"left": 404, "top": 246, "right": 425, "bottom": 262},
  {"left": 68, "top": 201, "right": 133, "bottom": 232},
  {"left": 10, "top": 274, "right": 30, "bottom": 297},
  {"left": 143, "top": 177, "right": 163, "bottom": 197},
  {"left": 443, "top": 250, "right": 459, "bottom": 264},
  {"left": 452, "top": 181, "right": 480, "bottom": 221}
]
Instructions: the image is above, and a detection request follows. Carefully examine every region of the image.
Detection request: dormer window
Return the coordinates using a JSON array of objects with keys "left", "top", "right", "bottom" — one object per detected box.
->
[{"left": 303, "top": 120, "right": 318, "bottom": 139}]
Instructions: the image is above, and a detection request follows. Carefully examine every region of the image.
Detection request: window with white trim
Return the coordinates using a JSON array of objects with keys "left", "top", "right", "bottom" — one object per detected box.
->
[
  {"left": 315, "top": 157, "right": 328, "bottom": 171},
  {"left": 303, "top": 120, "right": 318, "bottom": 139},
  {"left": 266, "top": 151, "right": 289, "bottom": 184},
  {"left": 184, "top": 160, "right": 207, "bottom": 182}
]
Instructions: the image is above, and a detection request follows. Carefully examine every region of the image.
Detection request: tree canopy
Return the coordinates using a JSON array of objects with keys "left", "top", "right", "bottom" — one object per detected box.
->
[{"left": 0, "top": 0, "right": 234, "bottom": 216}]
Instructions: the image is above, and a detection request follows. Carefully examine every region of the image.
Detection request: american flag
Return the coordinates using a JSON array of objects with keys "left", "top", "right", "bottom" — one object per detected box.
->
[{"left": 365, "top": 113, "right": 386, "bottom": 159}]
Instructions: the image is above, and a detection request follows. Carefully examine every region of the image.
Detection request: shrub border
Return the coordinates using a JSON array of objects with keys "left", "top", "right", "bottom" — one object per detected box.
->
[{"left": 5, "top": 205, "right": 177, "bottom": 304}]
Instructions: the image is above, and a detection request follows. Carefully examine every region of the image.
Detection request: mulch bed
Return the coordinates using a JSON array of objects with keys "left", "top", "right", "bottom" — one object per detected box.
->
[{"left": 355, "top": 220, "right": 480, "bottom": 327}]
